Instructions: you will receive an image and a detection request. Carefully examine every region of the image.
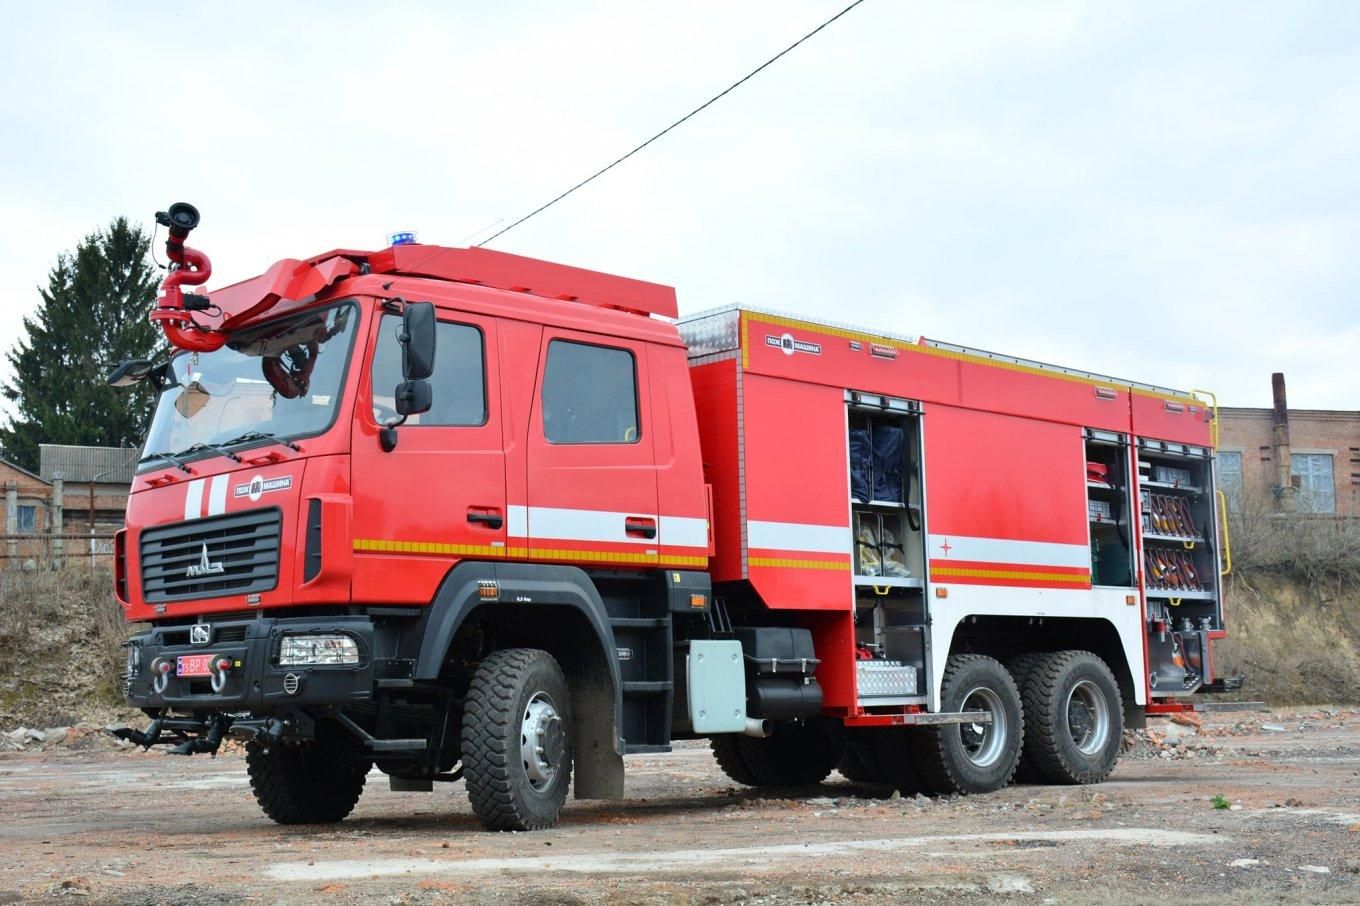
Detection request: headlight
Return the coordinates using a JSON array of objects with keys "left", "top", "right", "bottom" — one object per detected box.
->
[
  {"left": 278, "top": 634, "right": 359, "bottom": 666},
  {"left": 124, "top": 643, "right": 141, "bottom": 677}
]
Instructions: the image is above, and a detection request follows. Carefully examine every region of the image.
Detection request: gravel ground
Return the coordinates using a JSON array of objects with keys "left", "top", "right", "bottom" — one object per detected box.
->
[{"left": 0, "top": 709, "right": 1357, "bottom": 904}]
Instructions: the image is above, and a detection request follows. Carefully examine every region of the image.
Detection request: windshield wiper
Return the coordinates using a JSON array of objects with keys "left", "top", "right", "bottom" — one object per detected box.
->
[
  {"left": 222, "top": 430, "right": 302, "bottom": 452},
  {"left": 139, "top": 450, "right": 193, "bottom": 473},
  {"left": 171, "top": 441, "right": 243, "bottom": 463}
]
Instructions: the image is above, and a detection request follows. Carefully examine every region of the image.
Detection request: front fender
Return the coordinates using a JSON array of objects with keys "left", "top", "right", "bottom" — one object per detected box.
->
[{"left": 413, "top": 561, "right": 624, "bottom": 756}]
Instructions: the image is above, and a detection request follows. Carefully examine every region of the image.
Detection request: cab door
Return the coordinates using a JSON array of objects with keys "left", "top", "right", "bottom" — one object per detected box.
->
[
  {"left": 525, "top": 331, "right": 660, "bottom": 567},
  {"left": 351, "top": 307, "right": 507, "bottom": 603}
]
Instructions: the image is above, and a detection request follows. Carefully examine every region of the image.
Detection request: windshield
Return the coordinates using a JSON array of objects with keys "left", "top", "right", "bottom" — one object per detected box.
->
[{"left": 140, "top": 302, "right": 358, "bottom": 469}]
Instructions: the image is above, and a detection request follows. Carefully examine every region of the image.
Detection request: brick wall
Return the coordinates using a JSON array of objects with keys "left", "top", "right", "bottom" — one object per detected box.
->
[{"left": 1218, "top": 407, "right": 1360, "bottom": 517}]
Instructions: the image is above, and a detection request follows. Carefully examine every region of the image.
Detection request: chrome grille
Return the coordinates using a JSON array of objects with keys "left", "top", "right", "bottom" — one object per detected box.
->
[{"left": 140, "top": 509, "right": 281, "bottom": 603}]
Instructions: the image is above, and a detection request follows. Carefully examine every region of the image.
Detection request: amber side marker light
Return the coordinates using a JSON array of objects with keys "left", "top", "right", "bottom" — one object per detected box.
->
[
  {"left": 690, "top": 594, "right": 707, "bottom": 609},
  {"left": 934, "top": 587, "right": 948, "bottom": 599}
]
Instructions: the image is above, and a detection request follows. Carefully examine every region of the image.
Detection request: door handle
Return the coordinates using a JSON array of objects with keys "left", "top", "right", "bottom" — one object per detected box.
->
[
  {"left": 467, "top": 509, "right": 504, "bottom": 530},
  {"left": 625, "top": 517, "right": 657, "bottom": 539}
]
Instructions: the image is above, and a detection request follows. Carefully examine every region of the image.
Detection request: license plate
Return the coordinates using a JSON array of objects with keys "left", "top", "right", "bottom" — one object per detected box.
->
[{"left": 176, "top": 654, "right": 214, "bottom": 677}]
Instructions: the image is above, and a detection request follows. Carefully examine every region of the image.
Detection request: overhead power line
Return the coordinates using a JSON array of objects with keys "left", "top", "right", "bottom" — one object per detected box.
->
[{"left": 476, "top": 0, "right": 869, "bottom": 247}]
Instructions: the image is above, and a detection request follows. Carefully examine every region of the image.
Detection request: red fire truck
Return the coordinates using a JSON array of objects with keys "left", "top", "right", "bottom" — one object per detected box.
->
[{"left": 109, "top": 204, "right": 1241, "bottom": 830}]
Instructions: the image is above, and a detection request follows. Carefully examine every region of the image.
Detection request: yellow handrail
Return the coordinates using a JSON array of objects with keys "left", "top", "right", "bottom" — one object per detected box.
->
[
  {"left": 1192, "top": 388, "right": 1220, "bottom": 449},
  {"left": 1216, "top": 489, "right": 1232, "bottom": 577}
]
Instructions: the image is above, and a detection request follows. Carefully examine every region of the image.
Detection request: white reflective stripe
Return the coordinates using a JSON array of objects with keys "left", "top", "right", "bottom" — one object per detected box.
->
[
  {"left": 207, "top": 475, "right": 229, "bottom": 516},
  {"left": 927, "top": 534, "right": 1089, "bottom": 569},
  {"left": 747, "top": 520, "right": 850, "bottom": 555},
  {"left": 183, "top": 479, "right": 205, "bottom": 520},
  {"left": 506, "top": 505, "right": 529, "bottom": 537},
  {"left": 660, "top": 515, "right": 708, "bottom": 549},
  {"left": 528, "top": 506, "right": 656, "bottom": 545}
]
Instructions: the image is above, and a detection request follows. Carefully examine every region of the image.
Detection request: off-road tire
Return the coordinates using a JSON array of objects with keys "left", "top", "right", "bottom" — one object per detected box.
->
[
  {"left": 462, "top": 648, "right": 573, "bottom": 831},
  {"left": 735, "top": 723, "right": 840, "bottom": 787},
  {"left": 837, "top": 731, "right": 888, "bottom": 784},
  {"left": 873, "top": 727, "right": 931, "bottom": 794},
  {"left": 711, "top": 735, "right": 761, "bottom": 786},
  {"left": 911, "top": 654, "right": 1023, "bottom": 795},
  {"left": 246, "top": 738, "right": 371, "bottom": 825},
  {"left": 1006, "top": 652, "right": 1049, "bottom": 783},
  {"left": 1020, "top": 650, "right": 1123, "bottom": 785}
]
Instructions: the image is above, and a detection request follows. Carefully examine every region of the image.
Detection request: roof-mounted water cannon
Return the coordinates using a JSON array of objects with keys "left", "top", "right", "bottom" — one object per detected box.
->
[{"left": 152, "top": 202, "right": 228, "bottom": 353}]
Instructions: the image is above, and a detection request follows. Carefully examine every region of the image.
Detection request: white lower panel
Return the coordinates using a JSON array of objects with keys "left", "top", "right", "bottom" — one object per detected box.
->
[{"left": 926, "top": 585, "right": 1146, "bottom": 710}]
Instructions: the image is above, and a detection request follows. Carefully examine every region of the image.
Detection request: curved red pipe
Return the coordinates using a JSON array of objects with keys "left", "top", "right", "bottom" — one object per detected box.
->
[{"left": 153, "top": 243, "right": 228, "bottom": 352}]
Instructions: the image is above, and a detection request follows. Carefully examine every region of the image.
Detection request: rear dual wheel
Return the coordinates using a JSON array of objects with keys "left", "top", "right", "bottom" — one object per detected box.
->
[
  {"left": 911, "top": 654, "right": 1024, "bottom": 795},
  {"left": 1016, "top": 650, "right": 1123, "bottom": 785}
]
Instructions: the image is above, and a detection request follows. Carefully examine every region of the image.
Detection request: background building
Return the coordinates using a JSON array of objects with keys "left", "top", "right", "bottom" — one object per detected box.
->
[
  {"left": 1216, "top": 374, "right": 1358, "bottom": 517},
  {"left": 0, "top": 444, "right": 137, "bottom": 567}
]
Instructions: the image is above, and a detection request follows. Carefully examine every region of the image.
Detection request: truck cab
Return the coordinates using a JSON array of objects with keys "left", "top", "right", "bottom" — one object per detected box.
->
[{"left": 117, "top": 237, "right": 726, "bottom": 830}]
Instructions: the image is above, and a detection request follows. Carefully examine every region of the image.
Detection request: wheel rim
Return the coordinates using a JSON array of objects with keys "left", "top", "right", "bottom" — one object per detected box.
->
[
  {"left": 959, "top": 685, "right": 1007, "bottom": 768},
  {"left": 520, "top": 691, "right": 565, "bottom": 791},
  {"left": 1065, "top": 679, "right": 1111, "bottom": 756}
]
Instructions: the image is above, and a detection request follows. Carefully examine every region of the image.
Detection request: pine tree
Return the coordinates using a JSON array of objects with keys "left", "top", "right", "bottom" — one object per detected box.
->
[{"left": 0, "top": 217, "right": 166, "bottom": 471}]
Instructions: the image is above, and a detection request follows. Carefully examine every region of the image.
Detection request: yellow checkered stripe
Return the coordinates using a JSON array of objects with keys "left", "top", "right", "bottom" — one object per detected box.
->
[
  {"left": 741, "top": 312, "right": 1195, "bottom": 404},
  {"left": 748, "top": 556, "right": 851, "bottom": 571},
  {"left": 931, "top": 566, "right": 1090, "bottom": 583},
  {"left": 354, "top": 538, "right": 705, "bottom": 568}
]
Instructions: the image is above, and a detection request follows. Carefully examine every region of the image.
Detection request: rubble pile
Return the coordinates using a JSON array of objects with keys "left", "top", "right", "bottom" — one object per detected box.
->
[
  {"left": 1123, "top": 713, "right": 1223, "bottom": 760},
  {"left": 0, "top": 723, "right": 109, "bottom": 753}
]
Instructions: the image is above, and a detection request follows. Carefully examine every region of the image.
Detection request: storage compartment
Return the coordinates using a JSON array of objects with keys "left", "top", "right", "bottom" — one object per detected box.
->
[
  {"left": 853, "top": 586, "right": 926, "bottom": 706},
  {"left": 1084, "top": 430, "right": 1134, "bottom": 587},
  {"left": 847, "top": 394, "right": 928, "bottom": 707},
  {"left": 1136, "top": 437, "right": 1224, "bottom": 696}
]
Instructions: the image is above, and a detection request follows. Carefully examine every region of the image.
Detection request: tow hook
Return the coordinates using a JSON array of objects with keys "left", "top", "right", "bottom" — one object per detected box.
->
[
  {"left": 167, "top": 714, "right": 230, "bottom": 756},
  {"left": 106, "top": 716, "right": 165, "bottom": 749},
  {"left": 225, "top": 716, "right": 286, "bottom": 751}
]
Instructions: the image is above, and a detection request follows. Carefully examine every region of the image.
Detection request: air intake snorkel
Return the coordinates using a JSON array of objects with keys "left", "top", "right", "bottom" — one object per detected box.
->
[{"left": 152, "top": 202, "right": 228, "bottom": 352}]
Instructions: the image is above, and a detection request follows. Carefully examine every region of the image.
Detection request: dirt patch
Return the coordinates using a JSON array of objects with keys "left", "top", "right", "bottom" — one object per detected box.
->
[{"left": 0, "top": 709, "right": 1357, "bottom": 902}]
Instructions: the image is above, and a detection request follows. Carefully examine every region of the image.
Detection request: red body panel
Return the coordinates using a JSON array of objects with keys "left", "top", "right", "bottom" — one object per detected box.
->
[{"left": 924, "top": 406, "right": 1092, "bottom": 591}]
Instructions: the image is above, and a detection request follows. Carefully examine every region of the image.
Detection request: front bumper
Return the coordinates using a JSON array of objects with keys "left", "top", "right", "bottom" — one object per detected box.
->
[{"left": 124, "top": 615, "right": 380, "bottom": 712}]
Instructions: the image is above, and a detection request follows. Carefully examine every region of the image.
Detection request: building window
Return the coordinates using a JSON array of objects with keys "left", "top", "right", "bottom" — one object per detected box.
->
[
  {"left": 1292, "top": 453, "right": 1335, "bottom": 513},
  {"left": 1216, "top": 451, "right": 1242, "bottom": 510},
  {"left": 16, "top": 505, "right": 36, "bottom": 534},
  {"left": 542, "top": 340, "right": 639, "bottom": 444}
]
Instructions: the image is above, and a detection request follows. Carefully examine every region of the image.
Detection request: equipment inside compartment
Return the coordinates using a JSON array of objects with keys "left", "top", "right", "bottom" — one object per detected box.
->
[{"left": 848, "top": 400, "right": 928, "bottom": 708}]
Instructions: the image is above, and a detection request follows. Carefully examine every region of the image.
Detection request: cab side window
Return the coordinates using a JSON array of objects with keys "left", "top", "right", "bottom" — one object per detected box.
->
[
  {"left": 542, "top": 340, "right": 639, "bottom": 444},
  {"left": 371, "top": 316, "right": 486, "bottom": 426}
]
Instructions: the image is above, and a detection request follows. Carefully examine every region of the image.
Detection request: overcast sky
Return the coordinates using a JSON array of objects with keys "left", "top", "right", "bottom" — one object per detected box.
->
[{"left": 1, "top": 1, "right": 1356, "bottom": 409}]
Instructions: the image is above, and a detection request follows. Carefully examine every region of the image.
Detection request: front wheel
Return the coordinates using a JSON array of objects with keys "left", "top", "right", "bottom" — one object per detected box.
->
[
  {"left": 462, "top": 648, "right": 573, "bottom": 831},
  {"left": 246, "top": 734, "right": 371, "bottom": 825}
]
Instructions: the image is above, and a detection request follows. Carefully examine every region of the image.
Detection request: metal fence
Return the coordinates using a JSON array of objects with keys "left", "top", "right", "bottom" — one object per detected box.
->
[{"left": 0, "top": 533, "right": 117, "bottom": 568}]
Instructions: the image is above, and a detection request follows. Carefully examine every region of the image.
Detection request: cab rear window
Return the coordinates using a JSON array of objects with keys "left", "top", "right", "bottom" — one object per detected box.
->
[{"left": 541, "top": 340, "right": 639, "bottom": 444}]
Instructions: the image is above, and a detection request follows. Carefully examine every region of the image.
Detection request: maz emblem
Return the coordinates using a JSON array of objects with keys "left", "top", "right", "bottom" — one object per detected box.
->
[
  {"left": 189, "top": 623, "right": 212, "bottom": 646},
  {"left": 186, "top": 543, "right": 225, "bottom": 579}
]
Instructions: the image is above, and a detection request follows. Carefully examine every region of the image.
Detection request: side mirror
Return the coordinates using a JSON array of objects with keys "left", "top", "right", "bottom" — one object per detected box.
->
[
  {"left": 106, "top": 359, "right": 155, "bottom": 387},
  {"left": 400, "top": 302, "right": 436, "bottom": 381},
  {"left": 395, "top": 380, "right": 432, "bottom": 417}
]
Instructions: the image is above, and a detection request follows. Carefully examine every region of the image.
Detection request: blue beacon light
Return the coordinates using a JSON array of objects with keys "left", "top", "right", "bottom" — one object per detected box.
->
[{"left": 388, "top": 231, "right": 418, "bottom": 246}]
